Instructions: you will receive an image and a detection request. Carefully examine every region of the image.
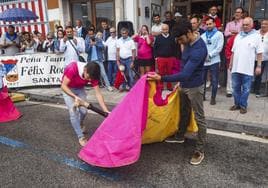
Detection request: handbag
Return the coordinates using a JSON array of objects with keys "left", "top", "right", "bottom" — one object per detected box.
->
[{"left": 68, "top": 39, "right": 86, "bottom": 62}]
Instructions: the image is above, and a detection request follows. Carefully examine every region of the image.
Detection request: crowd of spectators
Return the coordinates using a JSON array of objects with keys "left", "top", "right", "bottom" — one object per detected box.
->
[{"left": 0, "top": 5, "right": 267, "bottom": 114}]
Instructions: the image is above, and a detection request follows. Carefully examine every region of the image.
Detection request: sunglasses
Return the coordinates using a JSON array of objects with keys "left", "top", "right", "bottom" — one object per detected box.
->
[{"left": 110, "top": 31, "right": 116, "bottom": 33}]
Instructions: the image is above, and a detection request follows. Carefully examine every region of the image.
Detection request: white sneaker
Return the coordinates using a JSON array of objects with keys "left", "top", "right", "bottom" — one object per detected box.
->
[
  {"left": 206, "top": 81, "right": 211, "bottom": 88},
  {"left": 107, "top": 86, "right": 114, "bottom": 92},
  {"left": 79, "top": 137, "right": 87, "bottom": 147},
  {"left": 125, "top": 85, "right": 130, "bottom": 91}
]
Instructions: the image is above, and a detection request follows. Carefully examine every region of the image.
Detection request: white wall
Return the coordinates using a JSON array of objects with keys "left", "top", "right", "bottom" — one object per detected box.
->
[
  {"left": 123, "top": 0, "right": 138, "bottom": 32},
  {"left": 61, "top": 0, "right": 71, "bottom": 26}
]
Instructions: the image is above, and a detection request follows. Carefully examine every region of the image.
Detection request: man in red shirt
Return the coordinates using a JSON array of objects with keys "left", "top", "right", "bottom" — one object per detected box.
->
[
  {"left": 225, "top": 34, "right": 237, "bottom": 97},
  {"left": 208, "top": 6, "right": 222, "bottom": 30}
]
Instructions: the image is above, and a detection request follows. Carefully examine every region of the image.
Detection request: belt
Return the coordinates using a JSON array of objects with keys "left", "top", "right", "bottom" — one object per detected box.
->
[{"left": 120, "top": 57, "right": 132, "bottom": 61}]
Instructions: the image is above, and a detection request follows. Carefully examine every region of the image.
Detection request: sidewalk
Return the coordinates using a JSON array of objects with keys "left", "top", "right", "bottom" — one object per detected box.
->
[{"left": 18, "top": 86, "right": 268, "bottom": 137}]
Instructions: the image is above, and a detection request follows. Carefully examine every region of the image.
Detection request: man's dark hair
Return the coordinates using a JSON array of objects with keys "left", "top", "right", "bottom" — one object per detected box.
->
[
  {"left": 65, "top": 26, "right": 73, "bottom": 30},
  {"left": 120, "top": 27, "right": 129, "bottom": 33},
  {"left": 191, "top": 14, "right": 202, "bottom": 21},
  {"left": 87, "top": 28, "right": 95, "bottom": 33},
  {"left": 205, "top": 16, "right": 215, "bottom": 22},
  {"left": 8, "top": 25, "right": 15, "bottom": 30},
  {"left": 191, "top": 16, "right": 200, "bottom": 22},
  {"left": 165, "top": 11, "right": 172, "bottom": 16},
  {"left": 57, "top": 25, "right": 63, "bottom": 30},
  {"left": 85, "top": 62, "right": 100, "bottom": 81},
  {"left": 172, "top": 20, "right": 193, "bottom": 38},
  {"left": 33, "top": 30, "right": 40, "bottom": 35},
  {"left": 153, "top": 14, "right": 160, "bottom": 18},
  {"left": 89, "top": 25, "right": 96, "bottom": 32},
  {"left": 101, "top": 19, "right": 108, "bottom": 24}
]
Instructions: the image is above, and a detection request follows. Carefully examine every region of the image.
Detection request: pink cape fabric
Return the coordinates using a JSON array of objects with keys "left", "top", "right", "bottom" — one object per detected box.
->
[
  {"left": 79, "top": 76, "right": 149, "bottom": 167},
  {"left": 0, "top": 86, "right": 21, "bottom": 123}
]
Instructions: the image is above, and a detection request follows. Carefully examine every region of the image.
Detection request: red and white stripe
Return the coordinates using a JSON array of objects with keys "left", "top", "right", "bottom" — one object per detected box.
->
[{"left": 0, "top": 0, "right": 48, "bottom": 35}]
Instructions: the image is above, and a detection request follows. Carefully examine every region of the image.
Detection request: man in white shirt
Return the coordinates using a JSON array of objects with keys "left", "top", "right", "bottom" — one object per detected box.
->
[
  {"left": 0, "top": 25, "right": 20, "bottom": 55},
  {"left": 229, "top": 17, "right": 263, "bottom": 114},
  {"left": 60, "top": 26, "right": 85, "bottom": 67},
  {"left": 104, "top": 27, "right": 117, "bottom": 85},
  {"left": 116, "top": 28, "right": 136, "bottom": 91},
  {"left": 75, "top": 19, "right": 87, "bottom": 39},
  {"left": 253, "top": 19, "right": 268, "bottom": 97},
  {"left": 151, "top": 14, "right": 163, "bottom": 36}
]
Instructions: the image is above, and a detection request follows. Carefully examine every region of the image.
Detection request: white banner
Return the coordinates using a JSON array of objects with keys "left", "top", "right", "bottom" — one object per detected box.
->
[{"left": 1, "top": 53, "right": 65, "bottom": 88}]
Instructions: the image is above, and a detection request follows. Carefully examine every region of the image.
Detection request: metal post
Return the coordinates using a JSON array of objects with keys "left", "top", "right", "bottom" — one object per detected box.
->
[{"left": 222, "top": 0, "right": 226, "bottom": 26}]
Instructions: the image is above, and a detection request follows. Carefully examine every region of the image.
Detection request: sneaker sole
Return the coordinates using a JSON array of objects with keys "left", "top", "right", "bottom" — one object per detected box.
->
[
  {"left": 164, "top": 140, "right": 185, "bottom": 143},
  {"left": 190, "top": 154, "right": 204, "bottom": 165}
]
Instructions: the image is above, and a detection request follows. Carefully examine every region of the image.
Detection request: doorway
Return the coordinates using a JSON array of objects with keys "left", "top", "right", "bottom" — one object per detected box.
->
[
  {"left": 69, "top": 0, "right": 115, "bottom": 29},
  {"left": 92, "top": 0, "right": 115, "bottom": 30},
  {"left": 191, "top": 1, "right": 223, "bottom": 16},
  {"left": 71, "top": 1, "right": 91, "bottom": 28}
]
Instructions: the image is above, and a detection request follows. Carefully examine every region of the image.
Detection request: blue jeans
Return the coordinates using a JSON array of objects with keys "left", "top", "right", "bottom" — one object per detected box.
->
[
  {"left": 232, "top": 73, "right": 253, "bottom": 108},
  {"left": 108, "top": 60, "right": 118, "bottom": 85},
  {"left": 0, "top": 77, "right": 3, "bottom": 89},
  {"left": 95, "top": 61, "right": 111, "bottom": 87},
  {"left": 203, "top": 63, "right": 219, "bottom": 98},
  {"left": 62, "top": 88, "right": 87, "bottom": 139},
  {"left": 120, "top": 57, "right": 134, "bottom": 88}
]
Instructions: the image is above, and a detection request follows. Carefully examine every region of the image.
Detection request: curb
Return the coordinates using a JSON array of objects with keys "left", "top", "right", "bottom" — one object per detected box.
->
[
  {"left": 21, "top": 92, "right": 268, "bottom": 137},
  {"left": 206, "top": 117, "right": 268, "bottom": 137}
]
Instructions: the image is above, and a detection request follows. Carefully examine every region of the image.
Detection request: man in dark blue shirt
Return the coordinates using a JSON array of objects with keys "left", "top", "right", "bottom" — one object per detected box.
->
[{"left": 148, "top": 21, "right": 207, "bottom": 165}]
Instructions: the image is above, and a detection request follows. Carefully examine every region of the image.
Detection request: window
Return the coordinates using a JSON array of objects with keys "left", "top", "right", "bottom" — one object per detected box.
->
[
  {"left": 71, "top": 2, "right": 91, "bottom": 28},
  {"left": 93, "top": 1, "right": 114, "bottom": 29},
  {"left": 0, "top": 0, "right": 18, "bottom": 3},
  {"left": 254, "top": 0, "right": 267, "bottom": 19}
]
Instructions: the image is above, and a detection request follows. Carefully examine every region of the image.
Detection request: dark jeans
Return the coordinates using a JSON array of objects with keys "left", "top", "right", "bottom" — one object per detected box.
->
[
  {"left": 175, "top": 85, "right": 207, "bottom": 153},
  {"left": 253, "top": 61, "right": 268, "bottom": 94},
  {"left": 232, "top": 73, "right": 253, "bottom": 108},
  {"left": 203, "top": 63, "right": 220, "bottom": 99},
  {"left": 108, "top": 60, "right": 118, "bottom": 85}
]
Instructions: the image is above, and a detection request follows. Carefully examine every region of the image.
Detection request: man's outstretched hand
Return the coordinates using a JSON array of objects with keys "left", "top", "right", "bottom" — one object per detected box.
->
[{"left": 147, "top": 72, "right": 161, "bottom": 81}]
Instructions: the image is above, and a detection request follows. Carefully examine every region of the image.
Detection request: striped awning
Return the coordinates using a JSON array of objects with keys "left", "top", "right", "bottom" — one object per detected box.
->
[{"left": 0, "top": 0, "right": 49, "bottom": 35}]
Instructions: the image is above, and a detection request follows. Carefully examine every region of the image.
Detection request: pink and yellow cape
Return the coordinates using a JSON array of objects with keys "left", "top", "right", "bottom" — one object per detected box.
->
[
  {"left": 0, "top": 86, "right": 21, "bottom": 123},
  {"left": 79, "top": 76, "right": 197, "bottom": 167}
]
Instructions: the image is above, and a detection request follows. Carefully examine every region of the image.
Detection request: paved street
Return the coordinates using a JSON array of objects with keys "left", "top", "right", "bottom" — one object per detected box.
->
[
  {"left": 18, "top": 86, "right": 268, "bottom": 137},
  {"left": 0, "top": 101, "right": 267, "bottom": 187}
]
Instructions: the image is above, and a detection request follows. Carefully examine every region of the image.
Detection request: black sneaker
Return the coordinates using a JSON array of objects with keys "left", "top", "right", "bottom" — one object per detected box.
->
[
  {"left": 226, "top": 93, "right": 232, "bottom": 97},
  {"left": 210, "top": 98, "right": 216, "bottom": 105},
  {"left": 240, "top": 107, "right": 247, "bottom": 114},
  {"left": 165, "top": 136, "right": 185, "bottom": 143},
  {"left": 190, "top": 151, "right": 204, "bottom": 165},
  {"left": 255, "top": 91, "right": 261, "bottom": 98},
  {"left": 230, "top": 105, "right": 240, "bottom": 111}
]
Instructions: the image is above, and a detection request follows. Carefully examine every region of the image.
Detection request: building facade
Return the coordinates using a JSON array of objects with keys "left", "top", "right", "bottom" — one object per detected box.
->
[
  {"left": 0, "top": 0, "right": 51, "bottom": 34},
  {"left": 59, "top": 0, "right": 267, "bottom": 32},
  {"left": 0, "top": 0, "right": 267, "bottom": 34},
  {"left": 59, "top": 0, "right": 171, "bottom": 32}
]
